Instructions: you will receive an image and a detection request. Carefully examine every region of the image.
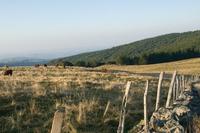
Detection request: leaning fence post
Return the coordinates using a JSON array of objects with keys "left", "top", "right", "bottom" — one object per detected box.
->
[
  {"left": 103, "top": 101, "right": 110, "bottom": 118},
  {"left": 166, "top": 71, "right": 177, "bottom": 108},
  {"left": 117, "top": 81, "right": 131, "bottom": 133},
  {"left": 176, "top": 76, "right": 179, "bottom": 100},
  {"left": 173, "top": 80, "right": 176, "bottom": 102},
  {"left": 51, "top": 108, "right": 65, "bottom": 133},
  {"left": 144, "top": 80, "right": 149, "bottom": 133},
  {"left": 155, "top": 72, "right": 164, "bottom": 111}
]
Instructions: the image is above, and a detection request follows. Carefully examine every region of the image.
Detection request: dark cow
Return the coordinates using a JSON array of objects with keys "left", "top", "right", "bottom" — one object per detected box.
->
[
  {"left": 4, "top": 69, "right": 13, "bottom": 76},
  {"left": 55, "top": 64, "right": 65, "bottom": 68},
  {"left": 35, "top": 64, "right": 40, "bottom": 68},
  {"left": 44, "top": 64, "right": 48, "bottom": 67},
  {"left": 55, "top": 64, "right": 59, "bottom": 68}
]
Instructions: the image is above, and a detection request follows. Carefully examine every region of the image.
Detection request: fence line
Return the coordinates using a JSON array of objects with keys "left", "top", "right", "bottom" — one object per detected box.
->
[
  {"left": 49, "top": 71, "right": 199, "bottom": 133},
  {"left": 143, "top": 72, "right": 199, "bottom": 132}
]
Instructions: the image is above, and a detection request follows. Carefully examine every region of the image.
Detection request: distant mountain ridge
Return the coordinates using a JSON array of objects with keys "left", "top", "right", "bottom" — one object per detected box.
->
[
  {"left": 49, "top": 30, "right": 200, "bottom": 66},
  {"left": 0, "top": 57, "right": 49, "bottom": 67}
]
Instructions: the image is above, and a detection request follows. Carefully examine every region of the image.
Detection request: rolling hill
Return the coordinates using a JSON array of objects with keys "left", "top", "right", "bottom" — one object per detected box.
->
[
  {"left": 50, "top": 30, "right": 200, "bottom": 66},
  {"left": 0, "top": 57, "right": 49, "bottom": 67}
]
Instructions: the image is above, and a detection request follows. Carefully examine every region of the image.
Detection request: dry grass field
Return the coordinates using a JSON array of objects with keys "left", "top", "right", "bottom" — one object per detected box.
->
[
  {"left": 100, "top": 58, "right": 200, "bottom": 75},
  {"left": 0, "top": 62, "right": 181, "bottom": 133}
]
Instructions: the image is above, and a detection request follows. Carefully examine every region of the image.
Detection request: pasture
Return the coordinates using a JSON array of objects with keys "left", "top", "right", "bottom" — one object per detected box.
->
[
  {"left": 0, "top": 66, "right": 171, "bottom": 132},
  {"left": 100, "top": 58, "right": 200, "bottom": 75}
]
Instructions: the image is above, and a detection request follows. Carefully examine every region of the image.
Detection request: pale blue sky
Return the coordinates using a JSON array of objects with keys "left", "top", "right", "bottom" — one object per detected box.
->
[{"left": 0, "top": 0, "right": 200, "bottom": 59}]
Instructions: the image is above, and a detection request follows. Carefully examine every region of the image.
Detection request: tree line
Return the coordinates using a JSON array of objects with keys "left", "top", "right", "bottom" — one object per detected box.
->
[{"left": 58, "top": 47, "right": 200, "bottom": 67}]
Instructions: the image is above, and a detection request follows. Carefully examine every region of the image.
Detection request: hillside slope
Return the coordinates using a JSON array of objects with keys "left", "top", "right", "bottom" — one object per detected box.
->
[
  {"left": 50, "top": 30, "right": 200, "bottom": 66},
  {"left": 100, "top": 58, "right": 200, "bottom": 75}
]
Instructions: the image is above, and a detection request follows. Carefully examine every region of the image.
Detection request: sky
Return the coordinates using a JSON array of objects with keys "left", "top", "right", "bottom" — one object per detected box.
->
[{"left": 0, "top": 0, "right": 200, "bottom": 59}]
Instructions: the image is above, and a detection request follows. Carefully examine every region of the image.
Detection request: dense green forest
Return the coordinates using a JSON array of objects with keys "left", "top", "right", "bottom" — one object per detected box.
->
[{"left": 50, "top": 30, "right": 200, "bottom": 67}]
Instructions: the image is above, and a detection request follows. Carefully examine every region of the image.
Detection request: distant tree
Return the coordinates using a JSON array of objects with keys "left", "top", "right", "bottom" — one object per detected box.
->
[
  {"left": 64, "top": 61, "right": 73, "bottom": 66},
  {"left": 116, "top": 55, "right": 133, "bottom": 65},
  {"left": 116, "top": 56, "right": 123, "bottom": 65},
  {"left": 138, "top": 54, "right": 148, "bottom": 65},
  {"left": 107, "top": 61, "right": 117, "bottom": 65},
  {"left": 133, "top": 56, "right": 139, "bottom": 65},
  {"left": 85, "top": 60, "right": 105, "bottom": 67},
  {"left": 75, "top": 61, "right": 86, "bottom": 67}
]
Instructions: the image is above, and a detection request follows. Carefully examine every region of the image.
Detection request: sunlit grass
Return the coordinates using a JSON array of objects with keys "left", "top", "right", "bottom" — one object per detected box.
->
[
  {"left": 100, "top": 58, "right": 200, "bottom": 75},
  {"left": 0, "top": 65, "right": 170, "bottom": 132}
]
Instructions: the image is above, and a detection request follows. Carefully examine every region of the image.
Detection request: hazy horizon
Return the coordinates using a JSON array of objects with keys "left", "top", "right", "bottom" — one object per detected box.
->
[{"left": 1, "top": 0, "right": 200, "bottom": 59}]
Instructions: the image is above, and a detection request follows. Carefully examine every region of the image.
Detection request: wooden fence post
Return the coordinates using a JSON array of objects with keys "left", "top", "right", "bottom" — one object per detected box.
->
[
  {"left": 155, "top": 72, "right": 164, "bottom": 111},
  {"left": 103, "top": 101, "right": 110, "bottom": 118},
  {"left": 176, "top": 76, "right": 179, "bottom": 100},
  {"left": 185, "top": 75, "right": 188, "bottom": 88},
  {"left": 191, "top": 75, "right": 196, "bottom": 81},
  {"left": 166, "top": 71, "right": 177, "bottom": 108},
  {"left": 192, "top": 75, "right": 195, "bottom": 81},
  {"left": 117, "top": 81, "right": 131, "bottom": 133},
  {"left": 194, "top": 75, "right": 199, "bottom": 81},
  {"left": 180, "top": 75, "right": 183, "bottom": 95},
  {"left": 51, "top": 108, "right": 65, "bottom": 133},
  {"left": 144, "top": 80, "right": 149, "bottom": 133},
  {"left": 182, "top": 75, "right": 185, "bottom": 91},
  {"left": 173, "top": 80, "right": 176, "bottom": 102}
]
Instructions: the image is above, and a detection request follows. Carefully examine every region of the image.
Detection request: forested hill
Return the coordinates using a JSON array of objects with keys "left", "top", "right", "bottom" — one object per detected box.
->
[{"left": 50, "top": 30, "right": 200, "bottom": 67}]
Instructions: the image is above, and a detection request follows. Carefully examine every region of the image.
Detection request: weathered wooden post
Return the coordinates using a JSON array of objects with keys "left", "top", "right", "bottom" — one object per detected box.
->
[
  {"left": 188, "top": 76, "right": 191, "bottom": 84},
  {"left": 185, "top": 75, "right": 189, "bottom": 88},
  {"left": 192, "top": 75, "right": 195, "bottom": 81},
  {"left": 182, "top": 75, "right": 185, "bottom": 91},
  {"left": 176, "top": 76, "right": 179, "bottom": 100},
  {"left": 166, "top": 71, "right": 177, "bottom": 108},
  {"left": 144, "top": 80, "right": 149, "bottom": 133},
  {"left": 51, "top": 108, "right": 65, "bottom": 133},
  {"left": 173, "top": 80, "right": 176, "bottom": 102},
  {"left": 184, "top": 75, "right": 187, "bottom": 88},
  {"left": 179, "top": 75, "right": 183, "bottom": 95},
  {"left": 103, "top": 101, "right": 110, "bottom": 118},
  {"left": 193, "top": 75, "right": 196, "bottom": 81},
  {"left": 155, "top": 72, "right": 164, "bottom": 111},
  {"left": 117, "top": 81, "right": 131, "bottom": 133},
  {"left": 194, "top": 75, "right": 199, "bottom": 82}
]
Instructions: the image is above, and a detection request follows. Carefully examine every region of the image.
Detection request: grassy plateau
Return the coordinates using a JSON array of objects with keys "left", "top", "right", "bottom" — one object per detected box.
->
[{"left": 2, "top": 58, "right": 199, "bottom": 132}]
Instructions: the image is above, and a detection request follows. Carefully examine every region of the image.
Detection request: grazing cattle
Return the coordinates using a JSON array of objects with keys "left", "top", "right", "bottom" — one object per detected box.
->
[
  {"left": 55, "top": 64, "right": 65, "bottom": 68},
  {"left": 44, "top": 64, "right": 48, "bottom": 67},
  {"left": 4, "top": 69, "right": 13, "bottom": 76},
  {"left": 55, "top": 64, "right": 59, "bottom": 68},
  {"left": 35, "top": 64, "right": 40, "bottom": 68}
]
